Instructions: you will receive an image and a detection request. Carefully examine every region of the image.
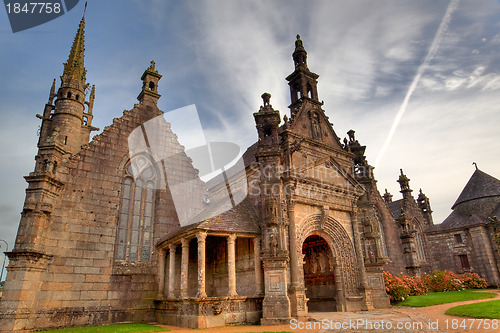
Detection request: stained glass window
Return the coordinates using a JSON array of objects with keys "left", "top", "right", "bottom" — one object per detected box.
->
[{"left": 115, "top": 157, "right": 156, "bottom": 262}]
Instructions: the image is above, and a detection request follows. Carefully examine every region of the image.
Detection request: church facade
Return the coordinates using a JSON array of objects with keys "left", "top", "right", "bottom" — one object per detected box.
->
[{"left": 1, "top": 17, "right": 499, "bottom": 332}]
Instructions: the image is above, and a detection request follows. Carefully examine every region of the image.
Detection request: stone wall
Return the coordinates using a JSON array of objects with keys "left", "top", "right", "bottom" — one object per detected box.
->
[{"left": 0, "top": 96, "right": 203, "bottom": 331}]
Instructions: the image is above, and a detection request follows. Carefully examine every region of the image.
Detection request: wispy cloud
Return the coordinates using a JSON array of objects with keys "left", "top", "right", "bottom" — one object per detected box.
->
[{"left": 374, "top": 0, "right": 460, "bottom": 168}]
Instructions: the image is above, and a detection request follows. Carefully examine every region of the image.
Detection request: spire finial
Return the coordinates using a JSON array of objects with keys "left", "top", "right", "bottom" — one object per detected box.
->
[
  {"left": 48, "top": 78, "right": 56, "bottom": 104},
  {"left": 398, "top": 169, "right": 412, "bottom": 194},
  {"left": 261, "top": 92, "right": 271, "bottom": 107},
  {"left": 60, "top": 12, "right": 87, "bottom": 92},
  {"left": 473, "top": 162, "right": 478, "bottom": 170},
  {"left": 84, "top": 2, "right": 87, "bottom": 17}
]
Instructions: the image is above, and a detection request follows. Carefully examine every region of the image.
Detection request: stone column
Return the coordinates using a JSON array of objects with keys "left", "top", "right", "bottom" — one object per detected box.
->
[
  {"left": 180, "top": 238, "right": 189, "bottom": 299},
  {"left": 254, "top": 237, "right": 263, "bottom": 294},
  {"left": 334, "top": 257, "right": 346, "bottom": 311},
  {"left": 288, "top": 200, "right": 299, "bottom": 288},
  {"left": 351, "top": 207, "right": 372, "bottom": 310},
  {"left": 168, "top": 243, "right": 176, "bottom": 298},
  {"left": 287, "top": 199, "right": 307, "bottom": 316},
  {"left": 227, "top": 234, "right": 238, "bottom": 296},
  {"left": 197, "top": 232, "right": 207, "bottom": 298},
  {"left": 158, "top": 248, "right": 166, "bottom": 298}
]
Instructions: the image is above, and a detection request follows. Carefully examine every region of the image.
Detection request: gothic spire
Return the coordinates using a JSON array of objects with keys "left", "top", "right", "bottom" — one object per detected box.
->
[
  {"left": 60, "top": 13, "right": 87, "bottom": 92},
  {"left": 398, "top": 169, "right": 412, "bottom": 196}
]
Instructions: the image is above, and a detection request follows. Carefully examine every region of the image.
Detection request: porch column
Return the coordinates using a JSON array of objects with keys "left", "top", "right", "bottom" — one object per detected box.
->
[
  {"left": 180, "top": 238, "right": 189, "bottom": 298},
  {"left": 227, "top": 234, "right": 238, "bottom": 296},
  {"left": 288, "top": 200, "right": 300, "bottom": 288},
  {"left": 158, "top": 248, "right": 166, "bottom": 298},
  {"left": 254, "top": 237, "right": 263, "bottom": 294},
  {"left": 197, "top": 232, "right": 207, "bottom": 298},
  {"left": 168, "top": 243, "right": 176, "bottom": 298}
]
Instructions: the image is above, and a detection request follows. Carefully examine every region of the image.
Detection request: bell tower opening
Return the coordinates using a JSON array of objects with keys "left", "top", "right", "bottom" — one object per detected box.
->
[{"left": 302, "top": 235, "right": 337, "bottom": 312}]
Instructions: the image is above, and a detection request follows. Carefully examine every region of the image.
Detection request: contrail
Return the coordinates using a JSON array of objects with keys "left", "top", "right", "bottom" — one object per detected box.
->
[{"left": 374, "top": 0, "right": 460, "bottom": 168}]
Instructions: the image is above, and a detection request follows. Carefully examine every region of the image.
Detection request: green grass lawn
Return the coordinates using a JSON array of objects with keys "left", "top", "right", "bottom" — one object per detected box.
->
[
  {"left": 37, "top": 323, "right": 168, "bottom": 333},
  {"left": 398, "top": 290, "right": 496, "bottom": 307},
  {"left": 445, "top": 300, "right": 500, "bottom": 319}
]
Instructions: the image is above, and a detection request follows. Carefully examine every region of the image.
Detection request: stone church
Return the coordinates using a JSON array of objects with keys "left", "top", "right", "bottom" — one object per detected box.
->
[{"left": 1, "top": 15, "right": 499, "bottom": 332}]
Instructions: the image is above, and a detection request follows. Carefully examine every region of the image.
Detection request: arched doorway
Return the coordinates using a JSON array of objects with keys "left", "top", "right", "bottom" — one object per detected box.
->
[{"left": 302, "top": 235, "right": 337, "bottom": 312}]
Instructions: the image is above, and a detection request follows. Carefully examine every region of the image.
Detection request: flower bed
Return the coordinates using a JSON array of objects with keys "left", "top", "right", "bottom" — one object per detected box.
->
[{"left": 383, "top": 270, "right": 487, "bottom": 303}]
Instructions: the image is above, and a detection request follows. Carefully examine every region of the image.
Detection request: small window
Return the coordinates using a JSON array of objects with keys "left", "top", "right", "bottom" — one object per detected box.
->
[
  {"left": 64, "top": 136, "right": 68, "bottom": 145},
  {"left": 454, "top": 234, "right": 463, "bottom": 244},
  {"left": 148, "top": 81, "right": 155, "bottom": 90},
  {"left": 459, "top": 254, "right": 470, "bottom": 270},
  {"left": 76, "top": 94, "right": 80, "bottom": 101},
  {"left": 67, "top": 92, "right": 72, "bottom": 99}
]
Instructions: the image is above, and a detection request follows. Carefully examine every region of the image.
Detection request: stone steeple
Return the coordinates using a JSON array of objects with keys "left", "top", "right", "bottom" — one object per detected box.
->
[
  {"left": 137, "top": 60, "right": 162, "bottom": 105},
  {"left": 417, "top": 189, "right": 433, "bottom": 225},
  {"left": 286, "top": 35, "right": 322, "bottom": 117},
  {"left": 44, "top": 10, "right": 98, "bottom": 155},
  {"left": 398, "top": 169, "right": 413, "bottom": 200}
]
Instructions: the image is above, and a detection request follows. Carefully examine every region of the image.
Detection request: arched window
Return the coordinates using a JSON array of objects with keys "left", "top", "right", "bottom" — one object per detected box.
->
[
  {"left": 115, "top": 156, "right": 156, "bottom": 262},
  {"left": 413, "top": 219, "right": 426, "bottom": 262}
]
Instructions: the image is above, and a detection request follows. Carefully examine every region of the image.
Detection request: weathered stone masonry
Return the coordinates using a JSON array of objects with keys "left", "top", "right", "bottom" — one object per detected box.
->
[{"left": 1, "top": 14, "right": 500, "bottom": 332}]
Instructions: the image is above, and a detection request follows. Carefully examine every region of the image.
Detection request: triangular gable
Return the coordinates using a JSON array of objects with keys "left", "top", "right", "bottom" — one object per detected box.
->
[
  {"left": 287, "top": 103, "right": 344, "bottom": 150},
  {"left": 293, "top": 155, "right": 364, "bottom": 194}
]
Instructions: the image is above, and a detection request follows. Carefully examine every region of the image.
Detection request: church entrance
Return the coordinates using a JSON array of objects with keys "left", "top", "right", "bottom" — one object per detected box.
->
[{"left": 302, "top": 235, "right": 337, "bottom": 312}]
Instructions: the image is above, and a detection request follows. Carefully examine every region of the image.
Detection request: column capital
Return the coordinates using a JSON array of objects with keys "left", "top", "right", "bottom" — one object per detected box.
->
[
  {"left": 287, "top": 199, "right": 296, "bottom": 212},
  {"left": 168, "top": 243, "right": 176, "bottom": 252},
  {"left": 181, "top": 237, "right": 189, "bottom": 248},
  {"left": 227, "top": 234, "right": 237, "bottom": 244},
  {"left": 197, "top": 231, "right": 207, "bottom": 242}
]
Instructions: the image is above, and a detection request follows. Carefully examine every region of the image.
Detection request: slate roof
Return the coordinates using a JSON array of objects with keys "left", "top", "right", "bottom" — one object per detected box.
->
[
  {"left": 158, "top": 196, "right": 260, "bottom": 245},
  {"left": 452, "top": 169, "right": 500, "bottom": 209},
  {"left": 431, "top": 169, "right": 500, "bottom": 231},
  {"left": 387, "top": 199, "right": 403, "bottom": 219},
  {"left": 438, "top": 210, "right": 486, "bottom": 230}
]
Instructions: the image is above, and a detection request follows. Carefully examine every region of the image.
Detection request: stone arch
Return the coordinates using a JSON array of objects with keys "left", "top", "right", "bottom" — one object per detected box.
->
[
  {"left": 297, "top": 214, "right": 360, "bottom": 295},
  {"left": 412, "top": 217, "right": 427, "bottom": 261}
]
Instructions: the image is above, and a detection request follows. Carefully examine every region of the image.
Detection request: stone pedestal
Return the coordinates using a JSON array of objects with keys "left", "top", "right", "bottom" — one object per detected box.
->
[
  {"left": 289, "top": 287, "right": 308, "bottom": 317},
  {"left": 261, "top": 257, "right": 291, "bottom": 325}
]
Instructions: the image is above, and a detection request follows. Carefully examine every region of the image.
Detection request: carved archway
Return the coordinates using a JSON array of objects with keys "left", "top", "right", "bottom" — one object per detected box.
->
[
  {"left": 297, "top": 215, "right": 361, "bottom": 296},
  {"left": 302, "top": 235, "right": 337, "bottom": 311}
]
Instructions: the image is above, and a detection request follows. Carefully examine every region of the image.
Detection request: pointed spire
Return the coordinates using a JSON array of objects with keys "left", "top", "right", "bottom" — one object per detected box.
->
[
  {"left": 87, "top": 84, "right": 95, "bottom": 115},
  {"left": 48, "top": 78, "right": 56, "bottom": 104},
  {"left": 398, "top": 169, "right": 412, "bottom": 195},
  {"left": 61, "top": 12, "right": 87, "bottom": 92}
]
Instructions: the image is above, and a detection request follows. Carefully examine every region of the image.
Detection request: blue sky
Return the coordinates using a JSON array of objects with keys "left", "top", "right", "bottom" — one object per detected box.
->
[{"left": 1, "top": 0, "right": 500, "bottom": 270}]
